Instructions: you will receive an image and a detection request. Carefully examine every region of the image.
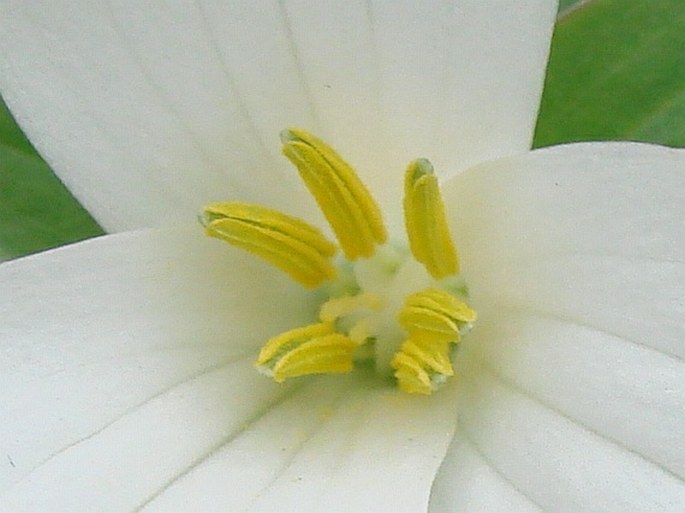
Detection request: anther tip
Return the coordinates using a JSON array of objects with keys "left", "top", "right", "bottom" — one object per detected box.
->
[
  {"left": 197, "top": 212, "right": 210, "bottom": 228},
  {"left": 279, "top": 128, "right": 300, "bottom": 144},
  {"left": 409, "top": 158, "right": 434, "bottom": 176}
]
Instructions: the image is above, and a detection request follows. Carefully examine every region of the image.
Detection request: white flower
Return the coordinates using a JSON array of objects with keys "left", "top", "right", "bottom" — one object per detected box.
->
[{"left": 1, "top": 1, "right": 683, "bottom": 512}]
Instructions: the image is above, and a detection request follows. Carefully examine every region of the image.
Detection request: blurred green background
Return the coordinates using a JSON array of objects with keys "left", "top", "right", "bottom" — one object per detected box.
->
[{"left": 1, "top": 0, "right": 684, "bottom": 260}]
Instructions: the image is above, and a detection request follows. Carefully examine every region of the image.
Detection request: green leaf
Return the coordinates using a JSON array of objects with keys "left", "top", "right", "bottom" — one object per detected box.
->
[
  {"left": 558, "top": 0, "right": 585, "bottom": 13},
  {"left": 535, "top": 0, "right": 685, "bottom": 148},
  {"left": 0, "top": 96, "right": 103, "bottom": 260}
]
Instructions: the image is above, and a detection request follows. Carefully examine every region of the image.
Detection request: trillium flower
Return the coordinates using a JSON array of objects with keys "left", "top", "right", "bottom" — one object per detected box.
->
[{"left": 1, "top": 1, "right": 683, "bottom": 511}]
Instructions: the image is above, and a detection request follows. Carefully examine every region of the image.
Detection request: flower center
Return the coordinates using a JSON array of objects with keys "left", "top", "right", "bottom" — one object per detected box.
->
[{"left": 200, "top": 128, "right": 476, "bottom": 394}]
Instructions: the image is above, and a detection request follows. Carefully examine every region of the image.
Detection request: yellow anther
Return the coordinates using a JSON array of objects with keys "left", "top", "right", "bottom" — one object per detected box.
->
[
  {"left": 403, "top": 159, "right": 459, "bottom": 278},
  {"left": 398, "top": 288, "right": 477, "bottom": 344},
  {"left": 256, "top": 322, "right": 334, "bottom": 365},
  {"left": 255, "top": 322, "right": 356, "bottom": 382},
  {"left": 281, "top": 128, "right": 387, "bottom": 260},
  {"left": 401, "top": 339, "right": 453, "bottom": 376},
  {"left": 202, "top": 202, "right": 337, "bottom": 288},
  {"left": 390, "top": 351, "right": 435, "bottom": 395},
  {"left": 391, "top": 336, "right": 455, "bottom": 395},
  {"left": 318, "top": 292, "right": 383, "bottom": 323}
]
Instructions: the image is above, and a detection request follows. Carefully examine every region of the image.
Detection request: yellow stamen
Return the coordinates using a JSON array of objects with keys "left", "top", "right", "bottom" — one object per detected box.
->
[
  {"left": 391, "top": 339, "right": 454, "bottom": 395},
  {"left": 318, "top": 292, "right": 383, "bottom": 323},
  {"left": 348, "top": 318, "right": 378, "bottom": 345},
  {"left": 391, "top": 352, "right": 434, "bottom": 395},
  {"left": 202, "top": 129, "right": 478, "bottom": 395},
  {"left": 257, "top": 322, "right": 333, "bottom": 364},
  {"left": 401, "top": 339, "right": 453, "bottom": 376},
  {"left": 398, "top": 288, "right": 476, "bottom": 344},
  {"left": 403, "top": 159, "right": 459, "bottom": 278},
  {"left": 392, "top": 288, "right": 476, "bottom": 394},
  {"left": 255, "top": 322, "right": 356, "bottom": 382},
  {"left": 202, "top": 202, "right": 337, "bottom": 288},
  {"left": 318, "top": 293, "right": 384, "bottom": 345},
  {"left": 281, "top": 128, "right": 387, "bottom": 260}
]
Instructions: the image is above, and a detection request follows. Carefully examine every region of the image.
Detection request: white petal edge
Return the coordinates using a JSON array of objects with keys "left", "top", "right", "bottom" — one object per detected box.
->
[
  {"left": 0, "top": 228, "right": 459, "bottom": 512},
  {"left": 429, "top": 143, "right": 685, "bottom": 511},
  {"left": 0, "top": 0, "right": 557, "bottom": 231}
]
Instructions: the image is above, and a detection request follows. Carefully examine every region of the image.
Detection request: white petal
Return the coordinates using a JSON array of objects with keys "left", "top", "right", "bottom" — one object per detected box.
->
[
  {"left": 447, "top": 142, "right": 685, "bottom": 358},
  {"left": 429, "top": 419, "right": 544, "bottom": 513},
  {"left": 430, "top": 143, "right": 685, "bottom": 511},
  {"left": 139, "top": 378, "right": 458, "bottom": 513},
  {"left": 1, "top": 229, "right": 457, "bottom": 512},
  {"left": 0, "top": 228, "right": 313, "bottom": 507},
  {"left": 0, "top": 1, "right": 557, "bottom": 231}
]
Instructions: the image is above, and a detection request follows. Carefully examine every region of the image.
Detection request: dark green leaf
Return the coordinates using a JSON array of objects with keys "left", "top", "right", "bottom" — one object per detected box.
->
[{"left": 0, "top": 97, "right": 103, "bottom": 260}]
